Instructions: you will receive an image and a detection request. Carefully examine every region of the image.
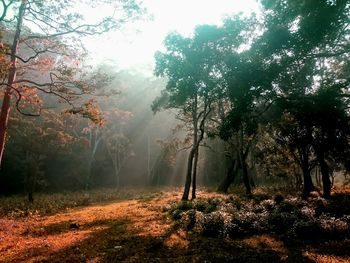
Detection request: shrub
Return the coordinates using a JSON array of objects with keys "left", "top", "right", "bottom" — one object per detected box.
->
[
  {"left": 319, "top": 216, "right": 350, "bottom": 239},
  {"left": 176, "top": 201, "right": 193, "bottom": 211},
  {"left": 260, "top": 199, "right": 275, "bottom": 211},
  {"left": 291, "top": 220, "right": 322, "bottom": 240},
  {"left": 202, "top": 211, "right": 231, "bottom": 237},
  {"left": 181, "top": 209, "right": 197, "bottom": 230},
  {"left": 268, "top": 211, "right": 299, "bottom": 234},
  {"left": 193, "top": 200, "right": 208, "bottom": 212},
  {"left": 171, "top": 209, "right": 183, "bottom": 220}
]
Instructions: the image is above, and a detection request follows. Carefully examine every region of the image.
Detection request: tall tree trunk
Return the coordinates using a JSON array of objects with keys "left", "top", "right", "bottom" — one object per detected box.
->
[
  {"left": 313, "top": 144, "right": 331, "bottom": 199},
  {"left": 248, "top": 168, "right": 256, "bottom": 188},
  {"left": 85, "top": 130, "right": 102, "bottom": 190},
  {"left": 0, "top": 2, "right": 26, "bottom": 167},
  {"left": 191, "top": 147, "right": 199, "bottom": 199},
  {"left": 182, "top": 95, "right": 198, "bottom": 200},
  {"left": 240, "top": 157, "right": 251, "bottom": 196},
  {"left": 182, "top": 148, "right": 195, "bottom": 200},
  {"left": 238, "top": 129, "right": 251, "bottom": 196},
  {"left": 319, "top": 157, "right": 331, "bottom": 198},
  {"left": 217, "top": 158, "right": 238, "bottom": 192},
  {"left": 297, "top": 145, "right": 315, "bottom": 197},
  {"left": 301, "top": 164, "right": 314, "bottom": 197}
]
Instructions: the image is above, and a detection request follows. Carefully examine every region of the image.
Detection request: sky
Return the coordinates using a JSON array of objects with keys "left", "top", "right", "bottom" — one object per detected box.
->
[{"left": 81, "top": 0, "right": 260, "bottom": 71}]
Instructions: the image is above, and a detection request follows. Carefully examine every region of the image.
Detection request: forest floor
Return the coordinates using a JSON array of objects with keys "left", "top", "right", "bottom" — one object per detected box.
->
[{"left": 0, "top": 188, "right": 350, "bottom": 262}]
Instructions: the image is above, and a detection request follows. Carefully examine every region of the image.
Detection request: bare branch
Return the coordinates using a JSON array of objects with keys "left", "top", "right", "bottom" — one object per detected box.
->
[
  {"left": 0, "top": 0, "right": 15, "bottom": 22},
  {"left": 24, "top": 19, "right": 115, "bottom": 40},
  {"left": 23, "top": 16, "right": 49, "bottom": 34},
  {"left": 11, "top": 85, "right": 41, "bottom": 116},
  {"left": 6, "top": 48, "right": 67, "bottom": 63},
  {"left": 177, "top": 145, "right": 193, "bottom": 152}
]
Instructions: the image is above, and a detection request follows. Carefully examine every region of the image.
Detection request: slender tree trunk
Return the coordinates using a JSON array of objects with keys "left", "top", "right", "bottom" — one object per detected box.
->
[
  {"left": 191, "top": 147, "right": 199, "bottom": 199},
  {"left": 182, "top": 148, "right": 195, "bottom": 200},
  {"left": 115, "top": 166, "right": 120, "bottom": 188},
  {"left": 0, "top": 2, "right": 26, "bottom": 167},
  {"left": 147, "top": 135, "right": 151, "bottom": 184},
  {"left": 315, "top": 167, "right": 321, "bottom": 187},
  {"left": 85, "top": 131, "right": 102, "bottom": 190}
]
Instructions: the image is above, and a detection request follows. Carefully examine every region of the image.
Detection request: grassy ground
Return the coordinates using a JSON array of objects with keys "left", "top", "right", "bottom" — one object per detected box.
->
[{"left": 0, "top": 187, "right": 349, "bottom": 262}]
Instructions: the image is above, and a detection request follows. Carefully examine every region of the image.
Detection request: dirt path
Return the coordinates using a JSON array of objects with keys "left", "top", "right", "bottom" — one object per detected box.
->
[
  {"left": 1, "top": 190, "right": 349, "bottom": 262},
  {"left": 0, "top": 191, "right": 186, "bottom": 262}
]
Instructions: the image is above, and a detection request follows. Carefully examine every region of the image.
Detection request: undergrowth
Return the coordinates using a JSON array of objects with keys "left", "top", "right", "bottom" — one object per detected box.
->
[{"left": 166, "top": 189, "right": 350, "bottom": 241}]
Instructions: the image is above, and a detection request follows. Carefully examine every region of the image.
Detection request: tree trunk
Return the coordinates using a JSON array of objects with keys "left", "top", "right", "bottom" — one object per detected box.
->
[
  {"left": 85, "top": 132, "right": 102, "bottom": 190},
  {"left": 217, "top": 159, "right": 237, "bottom": 192},
  {"left": 238, "top": 129, "right": 251, "bottom": 196},
  {"left": 301, "top": 164, "right": 314, "bottom": 197},
  {"left": 0, "top": 2, "right": 26, "bottom": 167},
  {"left": 240, "top": 157, "right": 252, "bottom": 196},
  {"left": 248, "top": 168, "right": 256, "bottom": 188},
  {"left": 191, "top": 147, "right": 199, "bottom": 199},
  {"left": 319, "top": 157, "right": 331, "bottom": 199},
  {"left": 182, "top": 148, "right": 195, "bottom": 200}
]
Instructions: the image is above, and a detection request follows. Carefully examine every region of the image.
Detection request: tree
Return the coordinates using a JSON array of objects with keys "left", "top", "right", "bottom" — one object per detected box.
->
[
  {"left": 214, "top": 0, "right": 350, "bottom": 198},
  {"left": 103, "top": 109, "right": 132, "bottom": 188},
  {"left": 0, "top": 0, "right": 145, "bottom": 166},
  {"left": 153, "top": 25, "right": 228, "bottom": 200},
  {"left": 258, "top": 0, "right": 350, "bottom": 198},
  {"left": 7, "top": 108, "right": 79, "bottom": 201}
]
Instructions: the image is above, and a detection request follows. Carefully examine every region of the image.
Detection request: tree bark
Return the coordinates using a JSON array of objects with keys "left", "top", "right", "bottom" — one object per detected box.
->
[
  {"left": 182, "top": 147, "right": 195, "bottom": 200},
  {"left": 238, "top": 129, "right": 251, "bottom": 196},
  {"left": 217, "top": 159, "right": 237, "bottom": 192},
  {"left": 0, "top": 2, "right": 26, "bottom": 167},
  {"left": 319, "top": 157, "right": 331, "bottom": 198},
  {"left": 191, "top": 147, "right": 199, "bottom": 199},
  {"left": 240, "top": 157, "right": 252, "bottom": 196},
  {"left": 301, "top": 164, "right": 314, "bottom": 197},
  {"left": 182, "top": 95, "right": 198, "bottom": 200}
]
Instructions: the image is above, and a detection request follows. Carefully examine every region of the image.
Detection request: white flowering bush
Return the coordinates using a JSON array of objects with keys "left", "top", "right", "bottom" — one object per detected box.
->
[{"left": 168, "top": 193, "right": 350, "bottom": 241}]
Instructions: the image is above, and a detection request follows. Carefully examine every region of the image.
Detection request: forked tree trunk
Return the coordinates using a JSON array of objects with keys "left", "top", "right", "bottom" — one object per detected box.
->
[
  {"left": 182, "top": 147, "right": 195, "bottom": 200},
  {"left": 217, "top": 159, "right": 238, "bottom": 193},
  {"left": 0, "top": 2, "right": 26, "bottom": 167},
  {"left": 313, "top": 146, "right": 331, "bottom": 199},
  {"left": 182, "top": 96, "right": 198, "bottom": 201},
  {"left": 191, "top": 147, "right": 199, "bottom": 199}
]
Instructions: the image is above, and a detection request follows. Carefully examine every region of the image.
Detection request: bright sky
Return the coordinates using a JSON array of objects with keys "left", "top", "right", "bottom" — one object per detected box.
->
[{"left": 82, "top": 0, "right": 260, "bottom": 71}]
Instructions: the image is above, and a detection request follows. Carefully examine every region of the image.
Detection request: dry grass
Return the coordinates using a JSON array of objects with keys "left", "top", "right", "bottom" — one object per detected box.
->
[
  {"left": 0, "top": 187, "right": 349, "bottom": 262},
  {"left": 0, "top": 187, "right": 164, "bottom": 218}
]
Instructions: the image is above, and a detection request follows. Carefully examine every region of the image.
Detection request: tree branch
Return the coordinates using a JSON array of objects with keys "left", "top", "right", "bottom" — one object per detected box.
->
[
  {"left": 11, "top": 85, "right": 41, "bottom": 116},
  {"left": 6, "top": 48, "right": 67, "bottom": 63},
  {"left": 24, "top": 19, "right": 115, "bottom": 40},
  {"left": 0, "top": 0, "right": 15, "bottom": 22}
]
